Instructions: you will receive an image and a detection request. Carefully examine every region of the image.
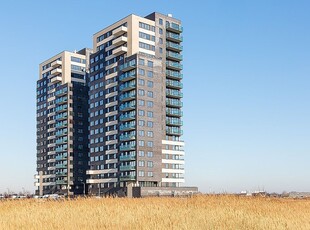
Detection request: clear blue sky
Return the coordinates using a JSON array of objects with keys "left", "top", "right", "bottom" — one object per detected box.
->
[{"left": 0, "top": 0, "right": 309, "bottom": 194}]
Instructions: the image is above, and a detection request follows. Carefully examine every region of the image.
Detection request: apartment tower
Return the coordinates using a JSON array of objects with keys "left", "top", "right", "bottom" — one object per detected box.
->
[
  {"left": 87, "top": 12, "right": 185, "bottom": 195},
  {"left": 35, "top": 49, "right": 91, "bottom": 196}
]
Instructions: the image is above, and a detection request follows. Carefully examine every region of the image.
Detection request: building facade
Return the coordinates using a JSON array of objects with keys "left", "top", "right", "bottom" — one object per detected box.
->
[
  {"left": 87, "top": 12, "right": 185, "bottom": 195},
  {"left": 35, "top": 49, "right": 91, "bottom": 196},
  {"left": 35, "top": 12, "right": 190, "bottom": 196}
]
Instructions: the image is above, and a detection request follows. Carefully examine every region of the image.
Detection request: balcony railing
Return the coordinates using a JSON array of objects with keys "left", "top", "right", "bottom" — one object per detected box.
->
[
  {"left": 120, "top": 101, "right": 136, "bottom": 112},
  {"left": 120, "top": 154, "right": 136, "bottom": 161},
  {"left": 166, "top": 32, "right": 183, "bottom": 42},
  {"left": 55, "top": 164, "right": 67, "bottom": 169},
  {"left": 119, "top": 112, "right": 135, "bottom": 122},
  {"left": 166, "top": 51, "right": 183, "bottom": 61},
  {"left": 166, "top": 80, "right": 183, "bottom": 89},
  {"left": 166, "top": 108, "right": 183, "bottom": 117},
  {"left": 166, "top": 42, "right": 183, "bottom": 52},
  {"left": 120, "top": 133, "right": 136, "bottom": 141},
  {"left": 120, "top": 175, "right": 135, "bottom": 181},
  {"left": 166, "top": 61, "right": 183, "bottom": 70},
  {"left": 166, "top": 119, "right": 183, "bottom": 126},
  {"left": 120, "top": 144, "right": 136, "bottom": 151},
  {"left": 166, "top": 22, "right": 183, "bottom": 33},
  {"left": 119, "top": 91, "right": 136, "bottom": 102},
  {"left": 120, "top": 122, "right": 136, "bottom": 131},
  {"left": 119, "top": 81, "right": 136, "bottom": 92},
  {"left": 120, "top": 165, "right": 136, "bottom": 171},
  {"left": 166, "top": 70, "right": 183, "bottom": 80},
  {"left": 166, "top": 90, "right": 183, "bottom": 98},
  {"left": 166, "top": 99, "right": 183, "bottom": 108},
  {"left": 119, "top": 70, "right": 136, "bottom": 82},
  {"left": 166, "top": 127, "right": 183, "bottom": 136}
]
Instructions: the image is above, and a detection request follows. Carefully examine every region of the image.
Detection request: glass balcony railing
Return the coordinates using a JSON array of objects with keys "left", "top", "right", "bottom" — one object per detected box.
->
[
  {"left": 120, "top": 101, "right": 136, "bottom": 111},
  {"left": 166, "top": 61, "right": 183, "bottom": 70},
  {"left": 120, "top": 175, "right": 136, "bottom": 181},
  {"left": 55, "top": 122, "right": 67, "bottom": 128},
  {"left": 120, "top": 122, "right": 136, "bottom": 131},
  {"left": 56, "top": 180, "right": 67, "bottom": 185},
  {"left": 166, "top": 99, "right": 183, "bottom": 108},
  {"left": 119, "top": 112, "right": 135, "bottom": 121},
  {"left": 166, "top": 89, "right": 183, "bottom": 98},
  {"left": 120, "top": 144, "right": 136, "bottom": 151},
  {"left": 120, "top": 81, "right": 136, "bottom": 91},
  {"left": 120, "top": 133, "right": 136, "bottom": 141},
  {"left": 166, "top": 42, "right": 183, "bottom": 51},
  {"left": 120, "top": 154, "right": 136, "bottom": 161},
  {"left": 166, "top": 70, "right": 183, "bottom": 80},
  {"left": 166, "top": 119, "right": 183, "bottom": 126},
  {"left": 166, "top": 80, "right": 183, "bottom": 89},
  {"left": 55, "top": 138, "right": 68, "bottom": 144},
  {"left": 55, "top": 164, "right": 67, "bottom": 169},
  {"left": 166, "top": 127, "right": 183, "bottom": 136},
  {"left": 119, "top": 70, "right": 136, "bottom": 82},
  {"left": 55, "top": 154, "right": 67, "bottom": 161},
  {"left": 119, "top": 91, "right": 136, "bottom": 101},
  {"left": 120, "top": 165, "right": 136, "bottom": 171},
  {"left": 166, "top": 32, "right": 183, "bottom": 42},
  {"left": 166, "top": 108, "right": 183, "bottom": 117},
  {"left": 55, "top": 113, "right": 68, "bottom": 121},
  {"left": 166, "top": 22, "right": 183, "bottom": 33},
  {"left": 119, "top": 60, "right": 136, "bottom": 72},
  {"left": 166, "top": 51, "right": 183, "bottom": 61},
  {"left": 56, "top": 171, "right": 67, "bottom": 176}
]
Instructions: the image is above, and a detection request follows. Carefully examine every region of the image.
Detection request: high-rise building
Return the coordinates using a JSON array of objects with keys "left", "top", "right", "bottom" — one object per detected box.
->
[
  {"left": 35, "top": 49, "right": 91, "bottom": 196},
  {"left": 35, "top": 12, "right": 197, "bottom": 197},
  {"left": 87, "top": 12, "right": 185, "bottom": 195}
]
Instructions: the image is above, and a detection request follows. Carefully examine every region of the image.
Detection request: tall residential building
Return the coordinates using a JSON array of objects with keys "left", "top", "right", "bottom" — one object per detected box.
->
[
  {"left": 35, "top": 12, "right": 196, "bottom": 197},
  {"left": 87, "top": 12, "right": 185, "bottom": 195},
  {"left": 35, "top": 49, "right": 91, "bottom": 196}
]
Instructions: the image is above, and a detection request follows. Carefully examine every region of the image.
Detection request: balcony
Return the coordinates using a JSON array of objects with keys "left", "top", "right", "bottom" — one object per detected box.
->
[
  {"left": 55, "top": 154, "right": 67, "bottom": 161},
  {"left": 120, "top": 144, "right": 136, "bottom": 151},
  {"left": 166, "top": 80, "right": 183, "bottom": 89},
  {"left": 119, "top": 70, "right": 136, "bottom": 82},
  {"left": 166, "top": 119, "right": 183, "bottom": 126},
  {"left": 120, "top": 133, "right": 135, "bottom": 141},
  {"left": 166, "top": 99, "right": 183, "bottom": 108},
  {"left": 119, "top": 112, "right": 135, "bottom": 122},
  {"left": 166, "top": 90, "right": 183, "bottom": 98},
  {"left": 119, "top": 92, "right": 136, "bottom": 102},
  {"left": 120, "top": 154, "right": 136, "bottom": 161},
  {"left": 166, "top": 61, "right": 183, "bottom": 71},
  {"left": 55, "top": 147, "right": 67, "bottom": 153},
  {"left": 55, "top": 138, "right": 68, "bottom": 145},
  {"left": 166, "top": 42, "right": 183, "bottom": 52},
  {"left": 166, "top": 127, "right": 183, "bottom": 136},
  {"left": 120, "top": 61, "right": 136, "bottom": 72},
  {"left": 55, "top": 164, "right": 67, "bottom": 169},
  {"left": 56, "top": 171, "right": 67, "bottom": 176},
  {"left": 112, "top": 36, "right": 127, "bottom": 46},
  {"left": 166, "top": 51, "right": 183, "bottom": 61},
  {"left": 51, "top": 76, "right": 62, "bottom": 83},
  {"left": 56, "top": 180, "right": 67, "bottom": 185},
  {"left": 120, "top": 102, "right": 135, "bottom": 112},
  {"left": 113, "top": 26, "right": 127, "bottom": 36},
  {"left": 120, "top": 175, "right": 135, "bottom": 181},
  {"left": 55, "top": 130, "right": 67, "bottom": 137},
  {"left": 120, "top": 165, "right": 135, "bottom": 171},
  {"left": 120, "top": 81, "right": 135, "bottom": 92},
  {"left": 120, "top": 122, "right": 135, "bottom": 131},
  {"left": 55, "top": 113, "right": 68, "bottom": 121},
  {"left": 166, "top": 70, "right": 183, "bottom": 80},
  {"left": 50, "top": 68, "right": 62, "bottom": 76},
  {"left": 166, "top": 32, "right": 183, "bottom": 42},
  {"left": 166, "top": 108, "right": 183, "bottom": 117},
  {"left": 166, "top": 22, "right": 183, "bottom": 33},
  {"left": 51, "top": 60, "right": 62, "bottom": 68},
  {"left": 112, "top": 46, "right": 127, "bottom": 56}
]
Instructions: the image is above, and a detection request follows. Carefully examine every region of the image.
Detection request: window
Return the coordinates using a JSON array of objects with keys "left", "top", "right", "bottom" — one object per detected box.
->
[
  {"left": 138, "top": 150, "right": 145, "bottom": 157},
  {"left": 139, "top": 140, "right": 145, "bottom": 146},
  {"left": 139, "top": 59, "right": 145, "bottom": 66},
  {"left": 147, "top": 161, "right": 153, "bottom": 168},
  {"left": 138, "top": 110, "right": 145, "bottom": 116},
  {"left": 147, "top": 81, "right": 153, "bottom": 88},
  {"left": 147, "top": 171, "right": 153, "bottom": 177},
  {"left": 159, "top": 38, "right": 163, "bottom": 44},
  {"left": 147, "top": 71, "right": 153, "bottom": 78},
  {"left": 147, "top": 111, "right": 153, "bottom": 118},
  {"left": 147, "top": 91, "right": 153, "bottom": 98},
  {"left": 147, "top": 121, "right": 153, "bottom": 127},
  {"left": 139, "top": 42, "right": 155, "bottom": 51},
  {"left": 147, "top": 131, "right": 153, "bottom": 137},
  {"left": 138, "top": 160, "right": 145, "bottom": 167},
  {"left": 159, "top": 47, "right": 163, "bottom": 53},
  {"left": 139, "top": 22, "right": 155, "bottom": 32},
  {"left": 139, "top": 68, "right": 145, "bottom": 76},
  {"left": 139, "top": 32, "right": 155, "bottom": 41},
  {"left": 147, "top": 141, "right": 153, "bottom": 147},
  {"left": 147, "top": 151, "right": 153, "bottom": 157},
  {"left": 138, "top": 120, "right": 145, "bottom": 126},
  {"left": 159, "top": 18, "right": 163, "bottom": 25},
  {"left": 138, "top": 99, "right": 145, "bottom": 106},
  {"left": 159, "top": 28, "right": 163, "bottom": 34},
  {"left": 138, "top": 171, "right": 145, "bottom": 177},
  {"left": 139, "top": 130, "right": 145, "bottom": 137},
  {"left": 147, "top": 61, "right": 153, "bottom": 68},
  {"left": 147, "top": 101, "right": 153, "bottom": 107},
  {"left": 138, "top": 89, "right": 145, "bottom": 96},
  {"left": 138, "top": 79, "right": 145, "bottom": 86}
]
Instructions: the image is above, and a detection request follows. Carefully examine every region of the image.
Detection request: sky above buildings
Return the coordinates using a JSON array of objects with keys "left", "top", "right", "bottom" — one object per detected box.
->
[{"left": 0, "top": 0, "right": 309, "bottom": 194}]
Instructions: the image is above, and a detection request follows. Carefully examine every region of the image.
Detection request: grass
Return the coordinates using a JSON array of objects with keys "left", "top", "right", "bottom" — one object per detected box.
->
[{"left": 0, "top": 195, "right": 310, "bottom": 229}]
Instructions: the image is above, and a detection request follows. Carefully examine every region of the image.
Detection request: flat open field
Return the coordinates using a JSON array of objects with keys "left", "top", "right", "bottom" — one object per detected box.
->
[{"left": 1, "top": 195, "right": 310, "bottom": 229}]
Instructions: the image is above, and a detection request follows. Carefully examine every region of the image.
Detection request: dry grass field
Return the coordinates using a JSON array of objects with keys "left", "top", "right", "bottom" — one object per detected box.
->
[{"left": 0, "top": 195, "right": 310, "bottom": 230}]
